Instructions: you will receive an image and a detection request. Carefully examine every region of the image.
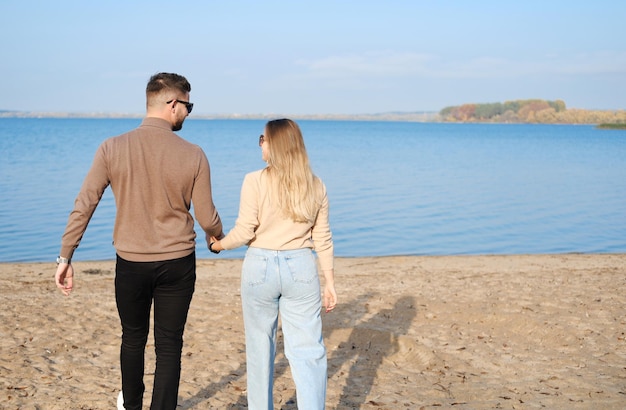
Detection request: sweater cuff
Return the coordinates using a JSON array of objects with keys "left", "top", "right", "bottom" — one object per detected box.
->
[{"left": 59, "top": 246, "right": 76, "bottom": 261}]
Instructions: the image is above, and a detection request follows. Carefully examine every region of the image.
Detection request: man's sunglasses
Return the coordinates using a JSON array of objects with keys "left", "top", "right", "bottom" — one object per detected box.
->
[{"left": 166, "top": 99, "right": 194, "bottom": 114}]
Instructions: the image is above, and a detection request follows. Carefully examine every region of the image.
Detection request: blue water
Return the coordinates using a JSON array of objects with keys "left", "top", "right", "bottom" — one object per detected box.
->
[{"left": 0, "top": 118, "right": 625, "bottom": 262}]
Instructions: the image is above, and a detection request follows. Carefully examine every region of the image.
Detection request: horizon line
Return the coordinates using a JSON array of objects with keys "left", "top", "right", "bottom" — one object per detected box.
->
[{"left": 0, "top": 110, "right": 441, "bottom": 121}]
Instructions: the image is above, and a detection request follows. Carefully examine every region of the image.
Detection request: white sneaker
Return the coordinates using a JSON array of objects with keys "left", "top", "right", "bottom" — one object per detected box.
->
[{"left": 117, "top": 391, "right": 124, "bottom": 409}]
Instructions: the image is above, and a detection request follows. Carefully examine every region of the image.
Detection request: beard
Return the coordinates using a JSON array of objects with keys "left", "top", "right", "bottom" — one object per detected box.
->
[{"left": 172, "top": 118, "right": 185, "bottom": 131}]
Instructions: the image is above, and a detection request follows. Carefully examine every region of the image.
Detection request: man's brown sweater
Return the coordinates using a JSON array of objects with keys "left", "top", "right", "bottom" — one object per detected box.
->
[{"left": 60, "top": 117, "right": 223, "bottom": 262}]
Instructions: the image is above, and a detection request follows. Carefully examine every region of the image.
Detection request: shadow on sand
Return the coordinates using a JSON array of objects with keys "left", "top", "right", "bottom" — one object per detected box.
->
[{"left": 179, "top": 293, "right": 417, "bottom": 409}]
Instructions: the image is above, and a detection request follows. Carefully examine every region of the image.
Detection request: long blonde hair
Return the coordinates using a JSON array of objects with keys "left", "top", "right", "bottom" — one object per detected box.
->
[{"left": 264, "top": 119, "right": 321, "bottom": 223}]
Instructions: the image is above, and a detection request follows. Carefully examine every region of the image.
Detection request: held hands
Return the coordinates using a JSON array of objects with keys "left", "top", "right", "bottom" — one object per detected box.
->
[
  {"left": 209, "top": 236, "right": 223, "bottom": 254},
  {"left": 55, "top": 263, "right": 74, "bottom": 296}
]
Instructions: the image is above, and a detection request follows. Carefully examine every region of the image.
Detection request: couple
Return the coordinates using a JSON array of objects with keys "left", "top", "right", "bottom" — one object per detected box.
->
[{"left": 54, "top": 72, "right": 337, "bottom": 410}]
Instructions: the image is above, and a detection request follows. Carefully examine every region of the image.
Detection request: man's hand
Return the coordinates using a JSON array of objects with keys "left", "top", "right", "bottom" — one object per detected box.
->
[{"left": 55, "top": 263, "right": 74, "bottom": 296}]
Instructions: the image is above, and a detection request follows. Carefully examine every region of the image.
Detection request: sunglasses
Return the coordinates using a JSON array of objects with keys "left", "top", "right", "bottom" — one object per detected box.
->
[
  {"left": 259, "top": 134, "right": 265, "bottom": 146},
  {"left": 166, "top": 99, "right": 194, "bottom": 114}
]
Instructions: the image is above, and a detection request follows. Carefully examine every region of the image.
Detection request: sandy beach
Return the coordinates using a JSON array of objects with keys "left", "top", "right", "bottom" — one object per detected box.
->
[{"left": 2, "top": 254, "right": 625, "bottom": 409}]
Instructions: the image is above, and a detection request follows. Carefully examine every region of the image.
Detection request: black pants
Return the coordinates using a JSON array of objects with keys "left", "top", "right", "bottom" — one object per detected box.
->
[{"left": 115, "top": 252, "right": 196, "bottom": 410}]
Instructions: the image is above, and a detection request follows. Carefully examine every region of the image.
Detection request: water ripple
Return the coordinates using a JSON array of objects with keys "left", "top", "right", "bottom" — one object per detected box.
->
[{"left": 1, "top": 119, "right": 625, "bottom": 262}]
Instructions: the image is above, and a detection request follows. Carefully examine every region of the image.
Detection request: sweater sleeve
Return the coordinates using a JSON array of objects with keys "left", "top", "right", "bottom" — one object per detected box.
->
[
  {"left": 192, "top": 150, "right": 224, "bottom": 240},
  {"left": 311, "top": 181, "right": 334, "bottom": 271},
  {"left": 220, "top": 172, "right": 260, "bottom": 250},
  {"left": 59, "top": 144, "right": 110, "bottom": 259}
]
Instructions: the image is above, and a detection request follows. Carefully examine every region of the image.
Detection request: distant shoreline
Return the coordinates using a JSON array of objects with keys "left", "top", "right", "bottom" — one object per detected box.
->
[
  {"left": 597, "top": 122, "right": 626, "bottom": 130},
  {"left": 2, "top": 108, "right": 625, "bottom": 126},
  {"left": 0, "top": 110, "right": 440, "bottom": 122}
]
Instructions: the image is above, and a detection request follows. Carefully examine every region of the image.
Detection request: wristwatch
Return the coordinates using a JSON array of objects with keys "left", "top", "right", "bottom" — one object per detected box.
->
[{"left": 56, "top": 256, "right": 71, "bottom": 264}]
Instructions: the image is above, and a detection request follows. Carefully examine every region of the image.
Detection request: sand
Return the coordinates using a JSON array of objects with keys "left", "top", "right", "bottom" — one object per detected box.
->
[{"left": 1, "top": 254, "right": 625, "bottom": 409}]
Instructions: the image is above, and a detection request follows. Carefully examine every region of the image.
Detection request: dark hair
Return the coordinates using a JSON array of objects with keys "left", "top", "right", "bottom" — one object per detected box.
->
[{"left": 146, "top": 73, "right": 191, "bottom": 97}]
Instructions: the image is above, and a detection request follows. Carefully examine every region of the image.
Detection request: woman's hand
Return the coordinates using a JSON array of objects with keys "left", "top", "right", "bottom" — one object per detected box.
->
[{"left": 322, "top": 269, "right": 336, "bottom": 313}]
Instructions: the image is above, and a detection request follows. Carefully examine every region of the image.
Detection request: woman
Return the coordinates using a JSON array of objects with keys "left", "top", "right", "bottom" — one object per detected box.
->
[{"left": 210, "top": 118, "right": 337, "bottom": 409}]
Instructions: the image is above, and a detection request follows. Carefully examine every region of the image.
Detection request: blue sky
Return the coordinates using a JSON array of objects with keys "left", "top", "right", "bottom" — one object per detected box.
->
[{"left": 1, "top": 1, "right": 625, "bottom": 115}]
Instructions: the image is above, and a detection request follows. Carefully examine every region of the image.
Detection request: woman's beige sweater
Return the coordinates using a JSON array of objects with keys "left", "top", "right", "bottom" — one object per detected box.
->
[{"left": 220, "top": 169, "right": 334, "bottom": 271}]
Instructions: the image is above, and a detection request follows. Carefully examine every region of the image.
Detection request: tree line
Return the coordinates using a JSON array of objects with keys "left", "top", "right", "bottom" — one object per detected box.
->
[{"left": 439, "top": 99, "right": 626, "bottom": 125}]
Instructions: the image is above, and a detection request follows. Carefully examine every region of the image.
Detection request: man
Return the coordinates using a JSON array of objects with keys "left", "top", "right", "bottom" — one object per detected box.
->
[{"left": 54, "top": 72, "right": 224, "bottom": 409}]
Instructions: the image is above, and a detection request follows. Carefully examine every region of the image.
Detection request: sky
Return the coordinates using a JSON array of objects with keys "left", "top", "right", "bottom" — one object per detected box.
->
[{"left": 1, "top": 1, "right": 625, "bottom": 115}]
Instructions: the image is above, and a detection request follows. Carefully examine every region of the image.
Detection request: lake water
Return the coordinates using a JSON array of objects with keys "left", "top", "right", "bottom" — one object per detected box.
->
[{"left": 0, "top": 118, "right": 624, "bottom": 263}]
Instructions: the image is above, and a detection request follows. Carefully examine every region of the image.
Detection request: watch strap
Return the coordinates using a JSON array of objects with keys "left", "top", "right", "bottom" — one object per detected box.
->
[{"left": 56, "top": 256, "right": 71, "bottom": 264}]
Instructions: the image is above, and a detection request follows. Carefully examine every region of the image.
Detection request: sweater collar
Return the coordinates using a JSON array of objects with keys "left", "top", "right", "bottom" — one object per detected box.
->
[{"left": 141, "top": 117, "right": 173, "bottom": 130}]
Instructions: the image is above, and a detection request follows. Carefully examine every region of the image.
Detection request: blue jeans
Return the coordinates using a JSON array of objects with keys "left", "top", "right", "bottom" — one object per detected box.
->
[
  {"left": 115, "top": 252, "right": 196, "bottom": 410},
  {"left": 241, "top": 247, "right": 327, "bottom": 410}
]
